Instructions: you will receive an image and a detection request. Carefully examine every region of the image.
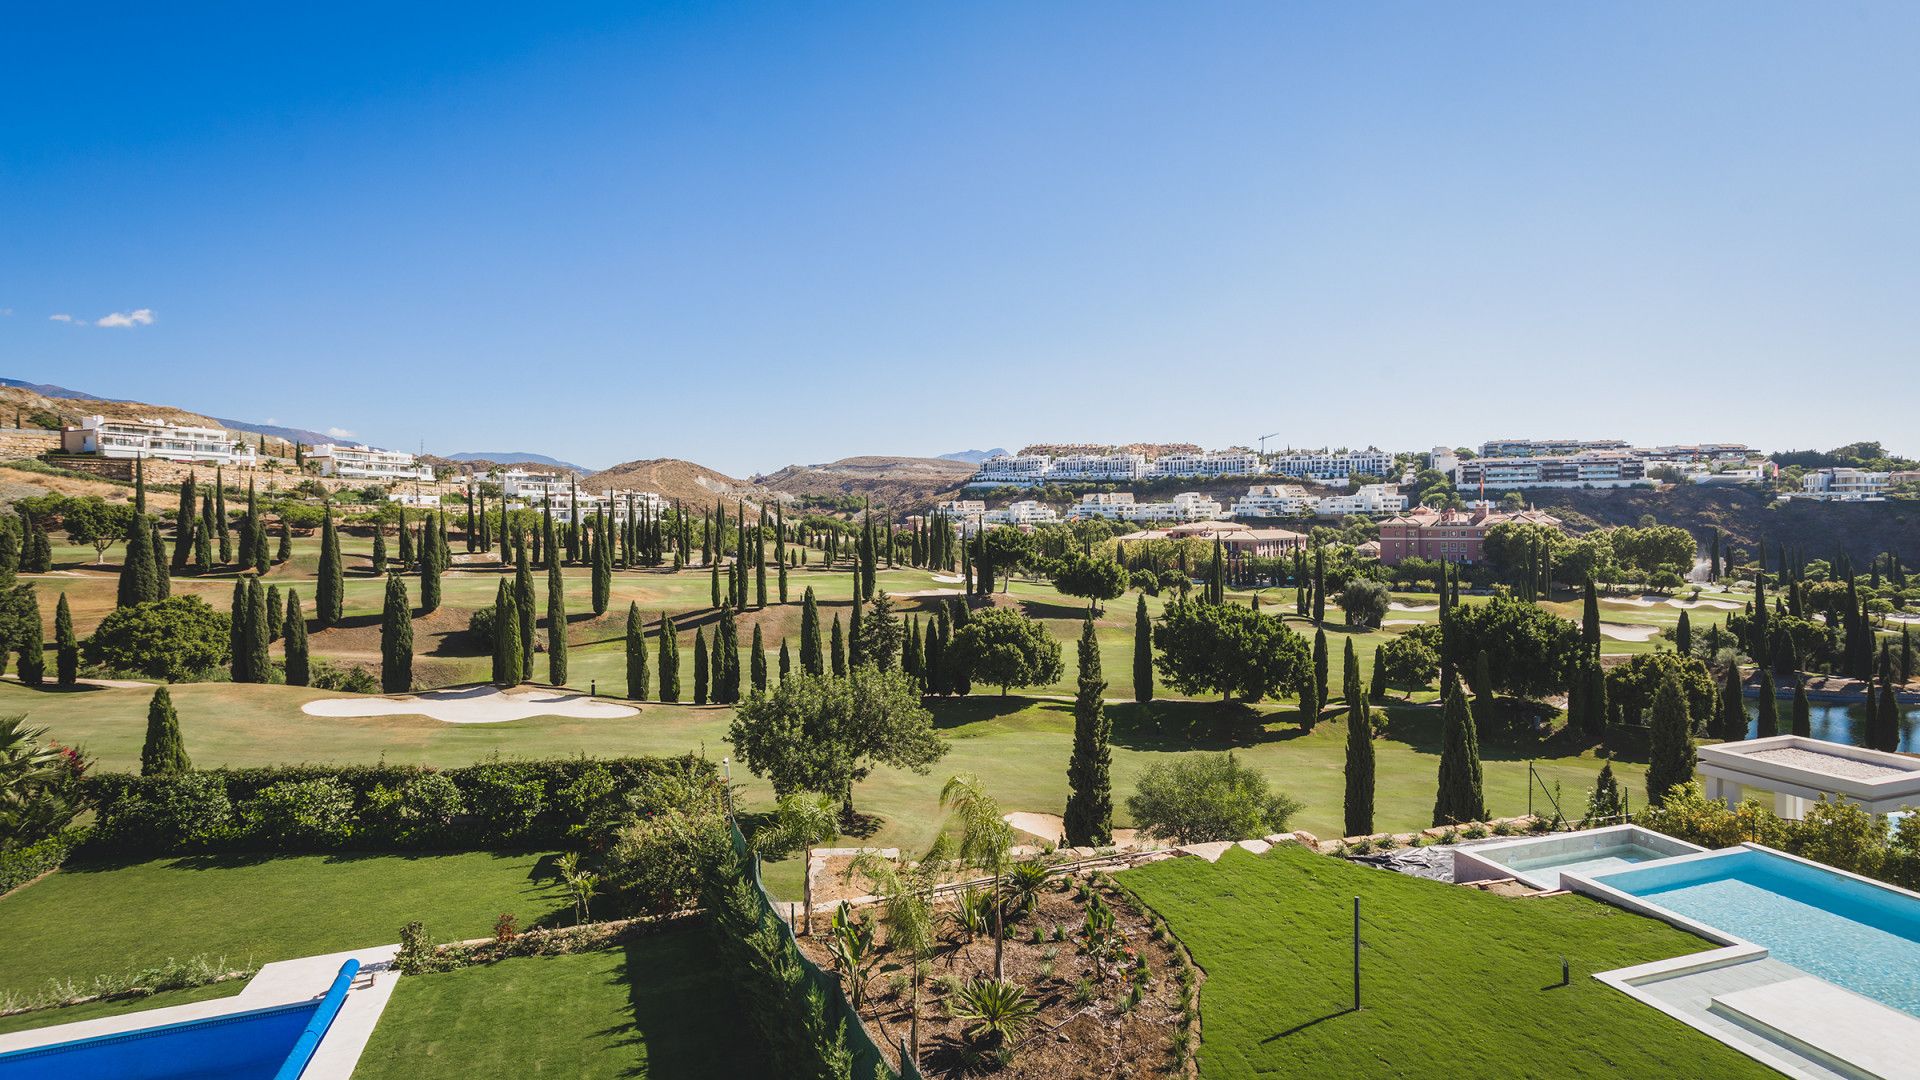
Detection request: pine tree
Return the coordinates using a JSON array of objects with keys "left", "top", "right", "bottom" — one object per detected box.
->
[
  {"left": 117, "top": 513, "right": 160, "bottom": 607},
  {"left": 799, "top": 587, "right": 823, "bottom": 675},
  {"left": 247, "top": 575, "right": 270, "bottom": 682},
  {"left": 1646, "top": 675, "right": 1697, "bottom": 804},
  {"left": 1720, "top": 661, "right": 1746, "bottom": 742},
  {"left": 1432, "top": 677, "right": 1485, "bottom": 826},
  {"left": 283, "top": 590, "right": 310, "bottom": 687},
  {"left": 830, "top": 614, "right": 847, "bottom": 677},
  {"left": 317, "top": 506, "right": 343, "bottom": 627},
  {"left": 693, "top": 627, "right": 710, "bottom": 705},
  {"left": 1756, "top": 668, "right": 1778, "bottom": 738},
  {"left": 493, "top": 580, "right": 523, "bottom": 685},
  {"left": 1312, "top": 626, "right": 1328, "bottom": 707},
  {"left": 54, "top": 591, "right": 79, "bottom": 687},
  {"left": 1132, "top": 594, "right": 1154, "bottom": 704},
  {"left": 140, "top": 686, "right": 190, "bottom": 775},
  {"left": 1344, "top": 676, "right": 1375, "bottom": 837},
  {"left": 1063, "top": 616, "right": 1113, "bottom": 846},
  {"left": 15, "top": 588, "right": 44, "bottom": 686},
  {"left": 547, "top": 557, "right": 568, "bottom": 685},
  {"left": 1791, "top": 675, "right": 1811, "bottom": 738},
  {"left": 658, "top": 614, "right": 681, "bottom": 702},
  {"left": 750, "top": 624, "right": 767, "bottom": 694},
  {"left": 625, "top": 602, "right": 649, "bottom": 700},
  {"left": 381, "top": 574, "right": 413, "bottom": 693}
]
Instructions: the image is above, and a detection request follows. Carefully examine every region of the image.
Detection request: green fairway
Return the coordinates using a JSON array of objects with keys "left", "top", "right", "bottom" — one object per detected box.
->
[
  {"left": 0, "top": 851, "right": 568, "bottom": 998},
  {"left": 1120, "top": 844, "right": 1777, "bottom": 1079},
  {"left": 352, "top": 930, "right": 764, "bottom": 1080}
]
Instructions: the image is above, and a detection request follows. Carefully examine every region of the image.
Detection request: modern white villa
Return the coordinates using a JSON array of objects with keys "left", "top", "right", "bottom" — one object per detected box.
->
[
  {"left": 307, "top": 443, "right": 433, "bottom": 482},
  {"left": 60, "top": 414, "right": 257, "bottom": 467},
  {"left": 1064, "top": 491, "right": 1222, "bottom": 523},
  {"left": 1696, "top": 734, "right": 1920, "bottom": 818},
  {"left": 1794, "top": 467, "right": 1893, "bottom": 502},
  {"left": 1226, "top": 482, "right": 1406, "bottom": 518}
]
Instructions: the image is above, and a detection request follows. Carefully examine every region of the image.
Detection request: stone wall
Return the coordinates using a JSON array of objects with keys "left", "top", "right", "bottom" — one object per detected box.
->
[{"left": 0, "top": 429, "right": 62, "bottom": 461}]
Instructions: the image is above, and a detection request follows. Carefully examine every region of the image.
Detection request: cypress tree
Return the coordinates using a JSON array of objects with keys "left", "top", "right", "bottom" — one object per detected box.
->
[
  {"left": 547, "top": 557, "right": 568, "bottom": 685},
  {"left": 1872, "top": 673, "right": 1900, "bottom": 752},
  {"left": 693, "top": 627, "right": 710, "bottom": 705},
  {"left": 1312, "top": 545, "right": 1326, "bottom": 623},
  {"left": 117, "top": 513, "right": 160, "bottom": 607},
  {"left": 658, "top": 613, "right": 681, "bottom": 702},
  {"left": 215, "top": 470, "right": 231, "bottom": 564},
  {"left": 150, "top": 521, "right": 170, "bottom": 599},
  {"left": 625, "top": 602, "right": 649, "bottom": 700},
  {"left": 1756, "top": 668, "right": 1778, "bottom": 738},
  {"left": 419, "top": 530, "right": 442, "bottom": 614},
  {"left": 134, "top": 454, "right": 146, "bottom": 513},
  {"left": 1646, "top": 675, "right": 1697, "bottom": 804},
  {"left": 372, "top": 528, "right": 388, "bottom": 575},
  {"left": 173, "top": 475, "right": 196, "bottom": 569},
  {"left": 755, "top": 514, "right": 768, "bottom": 609},
  {"left": 54, "top": 591, "right": 79, "bottom": 687},
  {"left": 716, "top": 606, "right": 741, "bottom": 703},
  {"left": 1720, "top": 661, "right": 1746, "bottom": 742},
  {"left": 466, "top": 497, "right": 477, "bottom": 552},
  {"left": 195, "top": 496, "right": 215, "bottom": 569},
  {"left": 1341, "top": 637, "right": 1358, "bottom": 704},
  {"left": 592, "top": 518, "right": 612, "bottom": 615},
  {"left": 16, "top": 588, "right": 44, "bottom": 686},
  {"left": 750, "top": 623, "right": 767, "bottom": 694},
  {"left": 381, "top": 574, "right": 413, "bottom": 693},
  {"left": 1133, "top": 594, "right": 1153, "bottom": 703},
  {"left": 830, "top": 614, "right": 847, "bottom": 677},
  {"left": 276, "top": 521, "right": 291, "bottom": 564},
  {"left": 317, "top": 506, "right": 343, "bottom": 627},
  {"left": 230, "top": 579, "right": 250, "bottom": 682},
  {"left": 283, "top": 590, "right": 310, "bottom": 687},
  {"left": 779, "top": 638, "right": 791, "bottom": 681},
  {"left": 246, "top": 576, "right": 269, "bottom": 681},
  {"left": 515, "top": 543, "right": 536, "bottom": 679},
  {"left": 799, "top": 587, "right": 822, "bottom": 675},
  {"left": 1371, "top": 643, "right": 1388, "bottom": 702},
  {"left": 1584, "top": 651, "right": 1608, "bottom": 739},
  {"left": 1344, "top": 675, "right": 1375, "bottom": 837},
  {"left": 493, "top": 580, "right": 523, "bottom": 685},
  {"left": 1582, "top": 578, "right": 1600, "bottom": 645},
  {"left": 1675, "top": 610, "right": 1692, "bottom": 657},
  {"left": 1312, "top": 626, "right": 1328, "bottom": 707},
  {"left": 267, "top": 583, "right": 282, "bottom": 640},
  {"left": 710, "top": 557, "right": 721, "bottom": 609},
  {"left": 398, "top": 513, "right": 416, "bottom": 570},
  {"left": 1063, "top": 616, "right": 1113, "bottom": 846},
  {"left": 1791, "top": 675, "right": 1811, "bottom": 738},
  {"left": 249, "top": 484, "right": 269, "bottom": 574},
  {"left": 1432, "top": 677, "right": 1485, "bottom": 826},
  {"left": 926, "top": 609, "right": 948, "bottom": 695},
  {"left": 140, "top": 686, "right": 190, "bottom": 775},
  {"left": 1299, "top": 660, "right": 1320, "bottom": 731}
]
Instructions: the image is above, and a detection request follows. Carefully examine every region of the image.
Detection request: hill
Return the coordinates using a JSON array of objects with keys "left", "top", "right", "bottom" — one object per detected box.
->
[
  {"left": 754, "top": 456, "right": 976, "bottom": 512},
  {"left": 443, "top": 451, "right": 590, "bottom": 473},
  {"left": 937, "top": 448, "right": 1008, "bottom": 464},
  {"left": 582, "top": 458, "right": 768, "bottom": 508},
  {"left": 1, "top": 377, "right": 335, "bottom": 446},
  {"left": 1534, "top": 485, "right": 1920, "bottom": 564}
]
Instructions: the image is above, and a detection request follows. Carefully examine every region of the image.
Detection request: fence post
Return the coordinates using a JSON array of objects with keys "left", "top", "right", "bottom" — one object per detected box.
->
[
  {"left": 803, "top": 848, "right": 813, "bottom": 937},
  {"left": 1352, "top": 895, "right": 1362, "bottom": 1011}
]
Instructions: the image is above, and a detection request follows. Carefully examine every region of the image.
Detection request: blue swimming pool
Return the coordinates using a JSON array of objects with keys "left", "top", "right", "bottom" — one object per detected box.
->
[
  {"left": 1592, "top": 848, "right": 1920, "bottom": 1017},
  {"left": 0, "top": 958, "right": 358, "bottom": 1080}
]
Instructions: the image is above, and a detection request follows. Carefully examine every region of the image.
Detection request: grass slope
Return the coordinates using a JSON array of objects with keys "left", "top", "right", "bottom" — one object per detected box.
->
[
  {"left": 352, "top": 930, "right": 764, "bottom": 1080},
  {"left": 1120, "top": 845, "right": 1777, "bottom": 1079},
  {"left": 0, "top": 851, "right": 568, "bottom": 997}
]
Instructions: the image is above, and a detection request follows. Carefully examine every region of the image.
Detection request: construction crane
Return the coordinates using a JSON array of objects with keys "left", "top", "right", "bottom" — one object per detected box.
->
[{"left": 1257, "top": 432, "right": 1282, "bottom": 455}]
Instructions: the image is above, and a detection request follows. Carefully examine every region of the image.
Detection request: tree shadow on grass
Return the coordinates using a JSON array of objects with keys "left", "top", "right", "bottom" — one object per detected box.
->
[
  {"left": 1016, "top": 598, "right": 1096, "bottom": 622},
  {"left": 1377, "top": 704, "right": 1604, "bottom": 764},
  {"left": 927, "top": 695, "right": 1053, "bottom": 730},
  {"left": 1107, "top": 700, "right": 1314, "bottom": 753},
  {"left": 611, "top": 930, "right": 770, "bottom": 1078}
]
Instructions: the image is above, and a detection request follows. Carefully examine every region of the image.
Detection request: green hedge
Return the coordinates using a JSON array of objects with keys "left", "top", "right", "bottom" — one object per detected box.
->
[
  {"left": 1, "top": 829, "right": 89, "bottom": 897},
  {"left": 81, "top": 758, "right": 714, "bottom": 856}
]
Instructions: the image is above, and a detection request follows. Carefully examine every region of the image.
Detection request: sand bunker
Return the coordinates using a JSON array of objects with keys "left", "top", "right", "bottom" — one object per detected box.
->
[
  {"left": 1003, "top": 811, "right": 1141, "bottom": 847},
  {"left": 302, "top": 685, "right": 639, "bottom": 724},
  {"left": 1383, "top": 619, "right": 1424, "bottom": 627},
  {"left": 1601, "top": 596, "right": 1659, "bottom": 607},
  {"left": 931, "top": 573, "right": 963, "bottom": 584},
  {"left": 1598, "top": 624, "right": 1663, "bottom": 642},
  {"left": 1388, "top": 602, "right": 1438, "bottom": 612},
  {"left": 1667, "top": 597, "right": 1740, "bottom": 610},
  {"left": 2, "top": 673, "right": 153, "bottom": 690}
]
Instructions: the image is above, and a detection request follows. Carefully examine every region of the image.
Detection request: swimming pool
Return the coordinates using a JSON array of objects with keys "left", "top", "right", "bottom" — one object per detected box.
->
[
  {"left": 1451, "top": 825, "right": 1705, "bottom": 890},
  {"left": 1587, "top": 847, "right": 1920, "bottom": 1017},
  {"left": 0, "top": 958, "right": 357, "bottom": 1080}
]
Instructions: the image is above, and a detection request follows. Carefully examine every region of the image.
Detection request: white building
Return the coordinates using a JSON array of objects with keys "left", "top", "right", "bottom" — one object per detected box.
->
[
  {"left": 935, "top": 499, "right": 987, "bottom": 517},
  {"left": 1797, "top": 468, "right": 1889, "bottom": 502},
  {"left": 1048, "top": 453, "right": 1147, "bottom": 482},
  {"left": 1269, "top": 447, "right": 1393, "bottom": 481},
  {"left": 1226, "top": 484, "right": 1317, "bottom": 518},
  {"left": 1315, "top": 483, "right": 1408, "bottom": 516},
  {"left": 309, "top": 443, "right": 433, "bottom": 482},
  {"left": 388, "top": 492, "right": 442, "bottom": 508},
  {"left": 983, "top": 500, "right": 1059, "bottom": 527},
  {"left": 970, "top": 454, "right": 1052, "bottom": 486},
  {"left": 1149, "top": 450, "right": 1261, "bottom": 478},
  {"left": 1066, "top": 491, "right": 1222, "bottom": 523},
  {"left": 1454, "top": 452, "right": 1654, "bottom": 489},
  {"left": 1479, "top": 437, "right": 1632, "bottom": 458},
  {"left": 61, "top": 414, "right": 256, "bottom": 467},
  {"left": 1428, "top": 446, "right": 1461, "bottom": 476},
  {"left": 500, "top": 469, "right": 576, "bottom": 500}
]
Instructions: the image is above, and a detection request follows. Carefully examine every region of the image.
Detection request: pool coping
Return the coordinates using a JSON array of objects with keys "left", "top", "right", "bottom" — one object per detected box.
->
[
  {"left": 0, "top": 944, "right": 399, "bottom": 1079},
  {"left": 1452, "top": 823, "right": 1707, "bottom": 892}
]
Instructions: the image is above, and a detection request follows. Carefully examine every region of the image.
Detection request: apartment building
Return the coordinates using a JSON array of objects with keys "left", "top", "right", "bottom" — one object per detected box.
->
[
  {"left": 1049, "top": 453, "right": 1146, "bottom": 482},
  {"left": 935, "top": 499, "right": 987, "bottom": 517},
  {"left": 1315, "top": 483, "right": 1408, "bottom": 516},
  {"left": 1479, "top": 437, "right": 1632, "bottom": 458},
  {"left": 1066, "top": 491, "right": 1223, "bottom": 523},
  {"left": 1797, "top": 468, "right": 1890, "bottom": 502},
  {"left": 1377, "top": 506, "right": 1563, "bottom": 565},
  {"left": 1115, "top": 520, "right": 1306, "bottom": 559},
  {"left": 970, "top": 454, "right": 1052, "bottom": 485},
  {"left": 61, "top": 414, "right": 257, "bottom": 467},
  {"left": 1149, "top": 450, "right": 1261, "bottom": 478},
  {"left": 1453, "top": 452, "right": 1653, "bottom": 489},
  {"left": 1226, "top": 484, "right": 1317, "bottom": 518},
  {"left": 308, "top": 443, "right": 433, "bottom": 482},
  {"left": 1269, "top": 447, "right": 1393, "bottom": 480}
]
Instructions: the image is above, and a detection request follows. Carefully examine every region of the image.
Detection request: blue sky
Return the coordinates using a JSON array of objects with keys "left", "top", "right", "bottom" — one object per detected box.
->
[{"left": 3, "top": 2, "right": 1916, "bottom": 474}]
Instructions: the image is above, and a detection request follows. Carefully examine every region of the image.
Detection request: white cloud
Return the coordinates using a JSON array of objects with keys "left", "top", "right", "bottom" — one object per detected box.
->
[
  {"left": 325, "top": 426, "right": 356, "bottom": 439},
  {"left": 96, "top": 308, "right": 156, "bottom": 328},
  {"left": 49, "top": 313, "right": 74, "bottom": 323}
]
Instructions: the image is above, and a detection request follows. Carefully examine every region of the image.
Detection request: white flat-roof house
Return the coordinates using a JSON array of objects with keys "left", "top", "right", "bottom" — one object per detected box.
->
[
  {"left": 61, "top": 415, "right": 257, "bottom": 467},
  {"left": 1066, "top": 491, "right": 1222, "bottom": 523},
  {"left": 1049, "top": 453, "right": 1146, "bottom": 482},
  {"left": 1150, "top": 450, "right": 1261, "bottom": 478},
  {"left": 309, "top": 443, "right": 433, "bottom": 482},
  {"left": 1479, "top": 437, "right": 1632, "bottom": 458},
  {"left": 388, "top": 492, "right": 442, "bottom": 508},
  {"left": 970, "top": 454, "right": 1053, "bottom": 486},
  {"left": 1697, "top": 735, "right": 1920, "bottom": 819},
  {"left": 935, "top": 499, "right": 988, "bottom": 517},
  {"left": 1270, "top": 448, "right": 1393, "bottom": 480},
  {"left": 1227, "top": 484, "right": 1317, "bottom": 518},
  {"left": 1315, "top": 483, "right": 1408, "bottom": 516},
  {"left": 1797, "top": 468, "right": 1889, "bottom": 502}
]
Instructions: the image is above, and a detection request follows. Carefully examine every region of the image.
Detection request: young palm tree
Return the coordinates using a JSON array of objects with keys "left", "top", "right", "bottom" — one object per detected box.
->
[
  {"left": 847, "top": 835, "right": 951, "bottom": 1067},
  {"left": 941, "top": 773, "right": 1014, "bottom": 979}
]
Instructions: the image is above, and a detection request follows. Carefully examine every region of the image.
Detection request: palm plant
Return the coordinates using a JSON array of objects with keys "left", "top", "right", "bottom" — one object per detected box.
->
[
  {"left": 1000, "top": 861, "right": 1050, "bottom": 919},
  {"left": 849, "top": 835, "right": 951, "bottom": 1067},
  {"left": 826, "top": 902, "right": 879, "bottom": 1010},
  {"left": 948, "top": 978, "right": 1038, "bottom": 1051},
  {"left": 947, "top": 886, "right": 994, "bottom": 943},
  {"left": 0, "top": 715, "right": 83, "bottom": 851},
  {"left": 940, "top": 773, "right": 1013, "bottom": 979}
]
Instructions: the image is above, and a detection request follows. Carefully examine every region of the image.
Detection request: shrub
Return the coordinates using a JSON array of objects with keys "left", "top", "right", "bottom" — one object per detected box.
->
[
  {"left": 93, "top": 772, "right": 235, "bottom": 850},
  {"left": 1125, "top": 752, "right": 1301, "bottom": 843},
  {"left": 83, "top": 597, "right": 230, "bottom": 681},
  {"left": 242, "top": 778, "right": 356, "bottom": 848},
  {"left": 308, "top": 660, "right": 380, "bottom": 694},
  {"left": 462, "top": 764, "right": 545, "bottom": 840},
  {"left": 603, "top": 802, "right": 727, "bottom": 915},
  {"left": 0, "top": 828, "right": 88, "bottom": 896},
  {"left": 466, "top": 605, "right": 498, "bottom": 643}
]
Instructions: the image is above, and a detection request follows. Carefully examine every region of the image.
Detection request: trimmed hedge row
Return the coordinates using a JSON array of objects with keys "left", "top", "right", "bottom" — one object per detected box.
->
[
  {"left": 1, "top": 829, "right": 89, "bottom": 897},
  {"left": 81, "top": 757, "right": 715, "bottom": 855}
]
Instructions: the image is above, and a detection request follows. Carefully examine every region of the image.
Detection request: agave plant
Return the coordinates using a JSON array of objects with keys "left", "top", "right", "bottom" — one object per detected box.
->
[{"left": 948, "top": 978, "right": 1039, "bottom": 1050}]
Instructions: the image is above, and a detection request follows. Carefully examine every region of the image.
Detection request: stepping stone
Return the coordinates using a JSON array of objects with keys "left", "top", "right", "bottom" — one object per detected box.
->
[
  {"left": 1176, "top": 841, "right": 1235, "bottom": 863},
  {"left": 1235, "top": 839, "right": 1272, "bottom": 855}
]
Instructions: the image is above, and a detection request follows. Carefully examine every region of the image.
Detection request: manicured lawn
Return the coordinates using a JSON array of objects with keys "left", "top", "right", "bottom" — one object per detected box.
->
[
  {"left": 352, "top": 930, "right": 763, "bottom": 1079},
  {"left": 0, "top": 851, "right": 569, "bottom": 998},
  {"left": 1120, "top": 844, "right": 1778, "bottom": 1078}
]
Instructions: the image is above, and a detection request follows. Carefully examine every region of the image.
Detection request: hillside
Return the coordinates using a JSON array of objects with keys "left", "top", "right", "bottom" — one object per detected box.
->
[
  {"left": 583, "top": 457, "right": 768, "bottom": 508},
  {"left": 420, "top": 453, "right": 582, "bottom": 476},
  {"left": 443, "top": 451, "right": 590, "bottom": 472},
  {"left": 754, "top": 455, "right": 976, "bottom": 511},
  {"left": 1, "top": 378, "right": 333, "bottom": 446},
  {"left": 1534, "top": 485, "right": 1920, "bottom": 564}
]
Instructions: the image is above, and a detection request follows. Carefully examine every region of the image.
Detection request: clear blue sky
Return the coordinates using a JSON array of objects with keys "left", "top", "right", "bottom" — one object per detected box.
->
[{"left": 4, "top": 3, "right": 1916, "bottom": 475}]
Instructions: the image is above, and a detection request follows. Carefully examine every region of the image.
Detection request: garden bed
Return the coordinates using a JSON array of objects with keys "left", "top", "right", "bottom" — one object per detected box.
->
[{"left": 797, "top": 871, "right": 1195, "bottom": 1079}]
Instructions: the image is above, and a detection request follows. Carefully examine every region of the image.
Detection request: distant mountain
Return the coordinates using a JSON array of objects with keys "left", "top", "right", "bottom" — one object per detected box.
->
[
  {"left": 2, "top": 376, "right": 337, "bottom": 446},
  {"left": 757, "top": 456, "right": 977, "bottom": 510},
  {"left": 585, "top": 458, "right": 767, "bottom": 507},
  {"left": 444, "top": 451, "right": 591, "bottom": 473},
  {"left": 210, "top": 417, "right": 337, "bottom": 447},
  {"left": 0, "top": 377, "right": 129, "bottom": 402},
  {"left": 937, "top": 448, "right": 1008, "bottom": 464}
]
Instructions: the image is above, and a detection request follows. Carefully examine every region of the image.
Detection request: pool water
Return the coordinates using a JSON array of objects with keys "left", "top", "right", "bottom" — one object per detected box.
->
[
  {"left": 1504, "top": 842, "right": 1672, "bottom": 880},
  {"left": 1596, "top": 849, "right": 1920, "bottom": 1017},
  {"left": 0, "top": 1001, "right": 320, "bottom": 1079}
]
